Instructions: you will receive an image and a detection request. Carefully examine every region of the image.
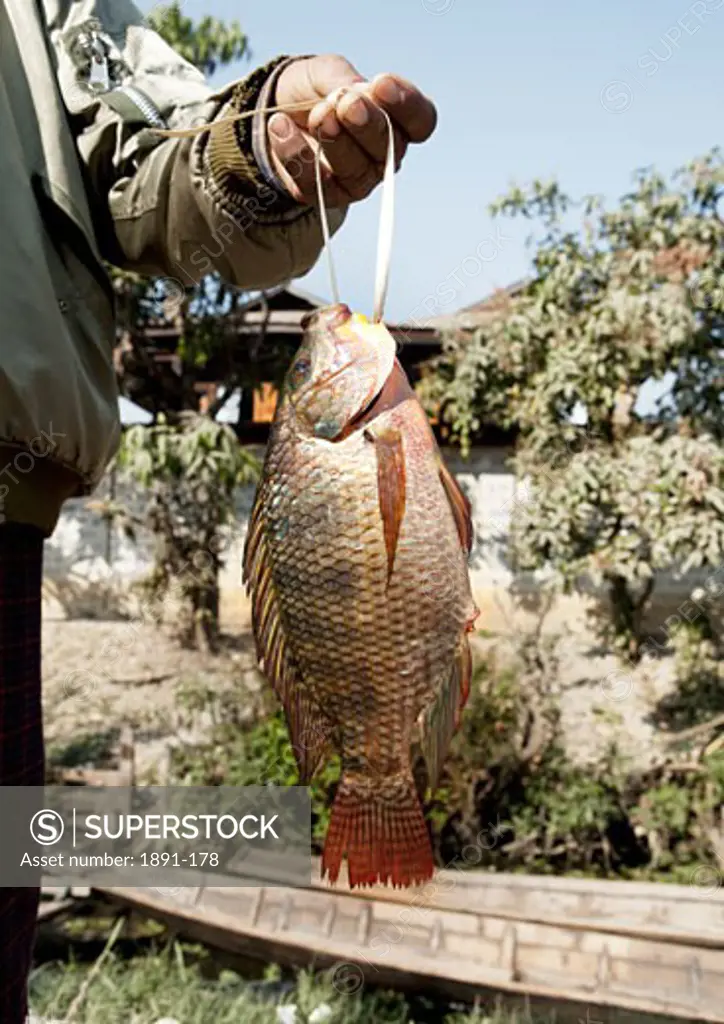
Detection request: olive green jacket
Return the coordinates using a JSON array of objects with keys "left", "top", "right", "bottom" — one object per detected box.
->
[{"left": 0, "top": 0, "right": 344, "bottom": 534}]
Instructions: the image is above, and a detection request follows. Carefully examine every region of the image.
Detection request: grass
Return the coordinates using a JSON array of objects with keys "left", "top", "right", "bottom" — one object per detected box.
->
[
  {"left": 29, "top": 946, "right": 557, "bottom": 1024},
  {"left": 47, "top": 728, "right": 120, "bottom": 769}
]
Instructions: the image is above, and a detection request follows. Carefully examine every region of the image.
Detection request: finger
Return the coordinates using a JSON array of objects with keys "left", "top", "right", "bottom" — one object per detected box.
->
[
  {"left": 267, "top": 112, "right": 350, "bottom": 208},
  {"left": 275, "top": 54, "right": 366, "bottom": 127},
  {"left": 307, "top": 98, "right": 382, "bottom": 203},
  {"left": 369, "top": 73, "right": 437, "bottom": 143},
  {"left": 309, "top": 92, "right": 407, "bottom": 175},
  {"left": 334, "top": 89, "right": 408, "bottom": 169}
]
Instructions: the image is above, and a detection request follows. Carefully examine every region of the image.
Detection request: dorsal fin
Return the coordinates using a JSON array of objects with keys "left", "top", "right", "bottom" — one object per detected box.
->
[
  {"left": 243, "top": 488, "right": 333, "bottom": 782},
  {"left": 438, "top": 460, "right": 473, "bottom": 555}
]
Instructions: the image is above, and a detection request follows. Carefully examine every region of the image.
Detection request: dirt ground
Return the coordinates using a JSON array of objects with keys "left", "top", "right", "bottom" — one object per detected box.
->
[{"left": 41, "top": 592, "right": 264, "bottom": 781}]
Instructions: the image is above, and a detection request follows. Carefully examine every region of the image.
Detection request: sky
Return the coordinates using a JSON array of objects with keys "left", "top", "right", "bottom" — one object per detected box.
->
[{"left": 141, "top": 0, "right": 723, "bottom": 324}]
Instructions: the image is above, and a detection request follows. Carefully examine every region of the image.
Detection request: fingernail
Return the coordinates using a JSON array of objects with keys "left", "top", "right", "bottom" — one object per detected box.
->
[
  {"left": 343, "top": 97, "right": 369, "bottom": 127},
  {"left": 320, "top": 112, "right": 340, "bottom": 139},
  {"left": 268, "top": 113, "right": 293, "bottom": 141},
  {"left": 374, "top": 77, "right": 402, "bottom": 106}
]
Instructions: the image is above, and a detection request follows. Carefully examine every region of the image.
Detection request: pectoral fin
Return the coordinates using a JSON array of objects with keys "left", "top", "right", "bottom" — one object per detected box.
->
[
  {"left": 369, "top": 427, "right": 406, "bottom": 584},
  {"left": 243, "top": 489, "right": 332, "bottom": 783},
  {"left": 438, "top": 459, "right": 473, "bottom": 555}
]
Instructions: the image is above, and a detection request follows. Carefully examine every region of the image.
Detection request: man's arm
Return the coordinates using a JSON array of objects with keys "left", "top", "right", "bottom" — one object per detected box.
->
[
  {"left": 45, "top": 1, "right": 343, "bottom": 289},
  {"left": 45, "top": 2, "right": 436, "bottom": 291}
]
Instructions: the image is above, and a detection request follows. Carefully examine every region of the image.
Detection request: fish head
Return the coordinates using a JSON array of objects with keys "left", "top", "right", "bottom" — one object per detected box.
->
[{"left": 283, "top": 304, "right": 397, "bottom": 440}]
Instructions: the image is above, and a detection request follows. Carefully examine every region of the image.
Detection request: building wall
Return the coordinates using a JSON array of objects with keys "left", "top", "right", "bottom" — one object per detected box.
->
[
  {"left": 42, "top": 444, "right": 718, "bottom": 632},
  {"left": 42, "top": 446, "right": 516, "bottom": 620}
]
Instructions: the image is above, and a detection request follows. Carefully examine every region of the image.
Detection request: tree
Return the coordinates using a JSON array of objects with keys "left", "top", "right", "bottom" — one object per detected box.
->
[
  {"left": 146, "top": 2, "right": 248, "bottom": 76},
  {"left": 420, "top": 150, "right": 724, "bottom": 658},
  {"left": 116, "top": 414, "right": 258, "bottom": 651}
]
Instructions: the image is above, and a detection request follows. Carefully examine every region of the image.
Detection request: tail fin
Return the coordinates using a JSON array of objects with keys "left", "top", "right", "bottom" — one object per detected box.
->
[{"left": 322, "top": 774, "right": 434, "bottom": 889}]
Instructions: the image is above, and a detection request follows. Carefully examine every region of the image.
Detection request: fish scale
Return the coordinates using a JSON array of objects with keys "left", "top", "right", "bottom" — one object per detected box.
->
[{"left": 243, "top": 304, "right": 478, "bottom": 888}]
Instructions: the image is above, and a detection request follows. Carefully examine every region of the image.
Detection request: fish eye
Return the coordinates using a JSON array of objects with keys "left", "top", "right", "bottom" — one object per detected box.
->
[{"left": 288, "top": 356, "right": 311, "bottom": 390}]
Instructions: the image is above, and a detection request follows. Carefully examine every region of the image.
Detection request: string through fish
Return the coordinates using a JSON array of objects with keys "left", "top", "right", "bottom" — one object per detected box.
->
[
  {"left": 313, "top": 122, "right": 341, "bottom": 306},
  {"left": 152, "top": 91, "right": 396, "bottom": 323}
]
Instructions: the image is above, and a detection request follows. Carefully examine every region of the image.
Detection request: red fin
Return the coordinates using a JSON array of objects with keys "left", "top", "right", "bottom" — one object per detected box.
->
[
  {"left": 457, "top": 636, "right": 473, "bottom": 729},
  {"left": 243, "top": 488, "right": 332, "bottom": 783},
  {"left": 438, "top": 460, "right": 473, "bottom": 555},
  {"left": 322, "top": 775, "right": 434, "bottom": 889},
  {"left": 418, "top": 636, "right": 473, "bottom": 793},
  {"left": 285, "top": 690, "right": 336, "bottom": 785},
  {"left": 370, "top": 427, "right": 406, "bottom": 584}
]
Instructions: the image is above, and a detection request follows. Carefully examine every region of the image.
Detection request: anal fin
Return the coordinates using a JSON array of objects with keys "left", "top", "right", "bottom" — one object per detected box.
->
[
  {"left": 284, "top": 687, "right": 334, "bottom": 785},
  {"left": 418, "top": 635, "right": 473, "bottom": 793}
]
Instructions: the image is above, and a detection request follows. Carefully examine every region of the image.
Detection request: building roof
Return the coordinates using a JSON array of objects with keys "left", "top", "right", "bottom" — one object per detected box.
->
[
  {"left": 141, "top": 284, "right": 441, "bottom": 350},
  {"left": 425, "top": 278, "right": 531, "bottom": 332}
]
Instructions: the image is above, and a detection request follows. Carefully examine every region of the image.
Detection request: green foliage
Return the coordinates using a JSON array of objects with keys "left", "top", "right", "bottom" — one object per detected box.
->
[
  {"left": 422, "top": 150, "right": 724, "bottom": 654},
  {"left": 115, "top": 414, "right": 260, "bottom": 649},
  {"left": 171, "top": 686, "right": 340, "bottom": 847},
  {"left": 511, "top": 433, "right": 724, "bottom": 657},
  {"left": 47, "top": 729, "right": 119, "bottom": 769},
  {"left": 30, "top": 951, "right": 558, "bottom": 1023},
  {"left": 119, "top": 413, "right": 256, "bottom": 491},
  {"left": 630, "top": 749, "right": 724, "bottom": 880},
  {"left": 651, "top": 613, "right": 724, "bottom": 731},
  {"left": 147, "top": 2, "right": 248, "bottom": 76},
  {"left": 430, "top": 649, "right": 633, "bottom": 876},
  {"left": 433, "top": 650, "right": 724, "bottom": 881}
]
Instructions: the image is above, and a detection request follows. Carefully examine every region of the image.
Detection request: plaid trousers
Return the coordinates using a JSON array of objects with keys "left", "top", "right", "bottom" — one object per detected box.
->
[{"left": 0, "top": 524, "right": 45, "bottom": 1024}]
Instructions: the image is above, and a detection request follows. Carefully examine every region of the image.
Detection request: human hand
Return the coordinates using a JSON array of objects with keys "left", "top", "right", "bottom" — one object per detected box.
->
[{"left": 267, "top": 55, "right": 437, "bottom": 207}]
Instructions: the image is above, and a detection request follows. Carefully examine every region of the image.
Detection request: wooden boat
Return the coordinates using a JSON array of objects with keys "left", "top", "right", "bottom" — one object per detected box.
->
[{"left": 88, "top": 857, "right": 724, "bottom": 1023}]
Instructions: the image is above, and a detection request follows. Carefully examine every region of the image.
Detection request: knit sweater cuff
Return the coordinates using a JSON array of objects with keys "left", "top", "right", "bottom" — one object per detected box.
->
[{"left": 205, "top": 55, "right": 311, "bottom": 226}]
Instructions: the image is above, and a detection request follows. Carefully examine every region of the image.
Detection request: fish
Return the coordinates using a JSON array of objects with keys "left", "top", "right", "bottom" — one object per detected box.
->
[{"left": 242, "top": 303, "right": 479, "bottom": 889}]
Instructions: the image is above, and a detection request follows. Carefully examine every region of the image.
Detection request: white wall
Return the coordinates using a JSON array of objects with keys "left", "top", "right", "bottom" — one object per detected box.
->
[{"left": 44, "top": 446, "right": 517, "bottom": 598}]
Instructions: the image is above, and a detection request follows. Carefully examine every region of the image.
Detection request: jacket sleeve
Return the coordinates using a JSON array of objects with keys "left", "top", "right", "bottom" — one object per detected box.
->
[{"left": 44, "top": 0, "right": 346, "bottom": 289}]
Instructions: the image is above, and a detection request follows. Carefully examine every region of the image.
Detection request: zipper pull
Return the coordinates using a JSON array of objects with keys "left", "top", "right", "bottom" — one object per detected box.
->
[{"left": 88, "top": 31, "right": 110, "bottom": 92}]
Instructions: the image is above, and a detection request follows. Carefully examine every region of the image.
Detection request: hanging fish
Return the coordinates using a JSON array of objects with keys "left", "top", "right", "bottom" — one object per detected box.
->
[{"left": 242, "top": 304, "right": 478, "bottom": 888}]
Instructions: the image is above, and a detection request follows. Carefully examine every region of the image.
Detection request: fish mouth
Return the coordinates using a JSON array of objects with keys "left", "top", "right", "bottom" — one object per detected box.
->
[
  {"left": 300, "top": 304, "right": 352, "bottom": 332},
  {"left": 297, "top": 306, "right": 401, "bottom": 440}
]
